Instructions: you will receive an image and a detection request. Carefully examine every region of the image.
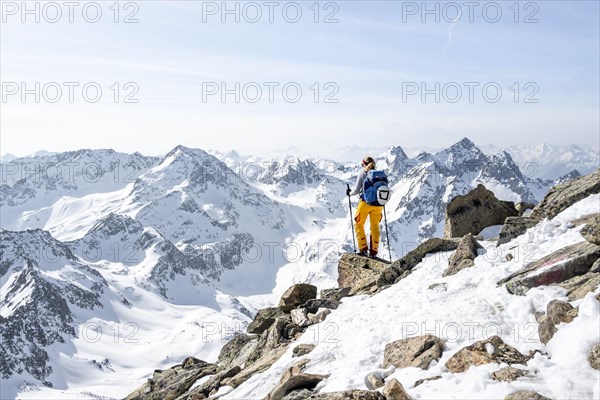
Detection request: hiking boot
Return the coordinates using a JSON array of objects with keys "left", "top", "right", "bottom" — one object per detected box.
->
[
  {"left": 357, "top": 248, "right": 368, "bottom": 257},
  {"left": 369, "top": 249, "right": 378, "bottom": 258}
]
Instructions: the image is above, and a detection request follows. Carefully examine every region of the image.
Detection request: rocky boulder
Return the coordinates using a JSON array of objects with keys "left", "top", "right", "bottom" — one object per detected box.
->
[
  {"left": 588, "top": 343, "right": 600, "bottom": 370},
  {"left": 266, "top": 359, "right": 329, "bottom": 400},
  {"left": 382, "top": 378, "right": 411, "bottom": 400},
  {"left": 125, "top": 357, "right": 217, "bottom": 400},
  {"left": 217, "top": 333, "right": 257, "bottom": 370},
  {"left": 444, "top": 184, "right": 518, "bottom": 238},
  {"left": 179, "top": 366, "right": 241, "bottom": 399},
  {"left": 443, "top": 234, "right": 481, "bottom": 277},
  {"left": 226, "top": 318, "right": 297, "bottom": 389},
  {"left": 247, "top": 307, "right": 285, "bottom": 334},
  {"left": 497, "top": 216, "right": 540, "bottom": 246},
  {"left": 491, "top": 366, "right": 528, "bottom": 382},
  {"left": 293, "top": 344, "right": 316, "bottom": 357},
  {"left": 282, "top": 390, "right": 386, "bottom": 400},
  {"left": 580, "top": 214, "right": 600, "bottom": 245},
  {"left": 320, "top": 287, "right": 351, "bottom": 301},
  {"left": 515, "top": 202, "right": 536, "bottom": 216},
  {"left": 531, "top": 168, "right": 600, "bottom": 220},
  {"left": 497, "top": 241, "right": 600, "bottom": 295},
  {"left": 445, "top": 336, "right": 529, "bottom": 373},
  {"left": 338, "top": 253, "right": 390, "bottom": 295},
  {"left": 300, "top": 299, "right": 341, "bottom": 314},
  {"left": 383, "top": 335, "right": 445, "bottom": 370},
  {"left": 377, "top": 238, "right": 459, "bottom": 287},
  {"left": 279, "top": 284, "right": 318, "bottom": 312},
  {"left": 504, "top": 391, "right": 551, "bottom": 400}
]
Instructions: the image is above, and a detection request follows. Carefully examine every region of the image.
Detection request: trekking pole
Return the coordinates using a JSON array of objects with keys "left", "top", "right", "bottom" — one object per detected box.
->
[
  {"left": 346, "top": 184, "right": 357, "bottom": 253},
  {"left": 383, "top": 205, "right": 392, "bottom": 261}
]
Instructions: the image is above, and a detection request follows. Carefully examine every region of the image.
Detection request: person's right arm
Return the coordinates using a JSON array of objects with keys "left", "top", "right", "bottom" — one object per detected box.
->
[{"left": 348, "top": 171, "right": 365, "bottom": 196}]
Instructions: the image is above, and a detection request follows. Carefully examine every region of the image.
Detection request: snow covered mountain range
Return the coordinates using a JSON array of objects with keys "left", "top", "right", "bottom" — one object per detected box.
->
[{"left": 0, "top": 139, "right": 598, "bottom": 399}]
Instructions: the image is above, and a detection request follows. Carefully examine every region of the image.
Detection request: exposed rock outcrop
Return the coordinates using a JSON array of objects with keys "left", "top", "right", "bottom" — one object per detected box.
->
[
  {"left": 497, "top": 216, "right": 540, "bottom": 246},
  {"left": 320, "top": 287, "right": 351, "bottom": 301},
  {"left": 504, "top": 391, "right": 551, "bottom": 400},
  {"left": 443, "top": 234, "right": 481, "bottom": 277},
  {"left": 377, "top": 238, "right": 459, "bottom": 287},
  {"left": 247, "top": 307, "right": 285, "bottom": 334},
  {"left": 531, "top": 169, "right": 600, "bottom": 220},
  {"left": 444, "top": 184, "right": 518, "bottom": 238},
  {"left": 382, "top": 378, "right": 411, "bottom": 400},
  {"left": 383, "top": 335, "right": 445, "bottom": 370},
  {"left": 498, "top": 241, "right": 600, "bottom": 295},
  {"left": 580, "top": 214, "right": 600, "bottom": 245},
  {"left": 124, "top": 357, "right": 217, "bottom": 400},
  {"left": 445, "top": 336, "right": 529, "bottom": 373},
  {"left": 338, "top": 254, "right": 390, "bottom": 295},
  {"left": 515, "top": 202, "right": 536, "bottom": 216},
  {"left": 279, "top": 284, "right": 318, "bottom": 312},
  {"left": 266, "top": 359, "right": 329, "bottom": 400},
  {"left": 588, "top": 343, "right": 600, "bottom": 370},
  {"left": 281, "top": 390, "right": 385, "bottom": 399},
  {"left": 491, "top": 366, "right": 528, "bottom": 382}
]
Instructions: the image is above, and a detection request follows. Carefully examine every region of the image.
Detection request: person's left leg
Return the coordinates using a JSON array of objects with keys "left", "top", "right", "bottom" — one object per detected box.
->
[{"left": 368, "top": 206, "right": 383, "bottom": 256}]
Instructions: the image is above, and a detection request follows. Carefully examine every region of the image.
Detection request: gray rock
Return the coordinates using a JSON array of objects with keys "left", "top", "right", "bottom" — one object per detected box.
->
[
  {"left": 555, "top": 259, "right": 600, "bottom": 300},
  {"left": 383, "top": 335, "right": 444, "bottom": 370},
  {"left": 497, "top": 216, "right": 541, "bottom": 246},
  {"left": 580, "top": 214, "right": 600, "bottom": 245},
  {"left": 290, "top": 308, "right": 311, "bottom": 327},
  {"left": 320, "top": 287, "right": 351, "bottom": 301},
  {"left": 247, "top": 307, "right": 284, "bottom": 334},
  {"left": 498, "top": 241, "right": 600, "bottom": 295},
  {"left": 366, "top": 373, "right": 384, "bottom": 389},
  {"left": 515, "top": 202, "right": 536, "bottom": 217},
  {"left": 282, "top": 390, "right": 386, "bottom": 400},
  {"left": 179, "top": 365, "right": 241, "bottom": 399},
  {"left": 504, "top": 391, "right": 551, "bottom": 400},
  {"left": 124, "top": 357, "right": 217, "bottom": 400},
  {"left": 377, "top": 238, "right": 459, "bottom": 286},
  {"left": 413, "top": 376, "right": 441, "bottom": 387},
  {"left": 546, "top": 300, "right": 575, "bottom": 325},
  {"left": 309, "top": 309, "right": 332, "bottom": 325},
  {"left": 338, "top": 253, "right": 390, "bottom": 295},
  {"left": 279, "top": 284, "right": 318, "bottom": 312},
  {"left": 382, "top": 378, "right": 411, "bottom": 400},
  {"left": 588, "top": 343, "right": 600, "bottom": 370},
  {"left": 443, "top": 234, "right": 481, "bottom": 277},
  {"left": 444, "top": 184, "right": 518, "bottom": 238},
  {"left": 266, "top": 367, "right": 329, "bottom": 400},
  {"left": 538, "top": 315, "right": 556, "bottom": 345},
  {"left": 445, "top": 336, "right": 529, "bottom": 373},
  {"left": 531, "top": 168, "right": 600, "bottom": 220},
  {"left": 217, "top": 333, "right": 257, "bottom": 370},
  {"left": 428, "top": 283, "right": 447, "bottom": 291},
  {"left": 293, "top": 344, "right": 316, "bottom": 358},
  {"left": 300, "top": 299, "right": 341, "bottom": 314},
  {"left": 491, "top": 366, "right": 528, "bottom": 382}
]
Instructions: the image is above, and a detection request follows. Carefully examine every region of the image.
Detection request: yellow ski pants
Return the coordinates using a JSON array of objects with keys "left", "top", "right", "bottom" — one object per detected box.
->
[{"left": 354, "top": 200, "right": 383, "bottom": 253}]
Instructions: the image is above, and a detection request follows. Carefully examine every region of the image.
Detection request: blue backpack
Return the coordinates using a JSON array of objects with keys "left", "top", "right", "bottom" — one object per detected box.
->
[{"left": 362, "top": 170, "right": 391, "bottom": 206}]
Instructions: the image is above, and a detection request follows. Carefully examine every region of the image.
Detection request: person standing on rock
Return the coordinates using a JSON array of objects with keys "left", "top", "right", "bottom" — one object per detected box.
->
[{"left": 346, "top": 157, "right": 384, "bottom": 257}]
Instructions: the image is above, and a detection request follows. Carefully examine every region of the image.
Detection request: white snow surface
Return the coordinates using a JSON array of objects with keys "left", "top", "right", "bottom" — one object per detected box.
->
[
  {"left": 221, "top": 195, "right": 600, "bottom": 400},
  {"left": 1, "top": 145, "right": 598, "bottom": 399}
]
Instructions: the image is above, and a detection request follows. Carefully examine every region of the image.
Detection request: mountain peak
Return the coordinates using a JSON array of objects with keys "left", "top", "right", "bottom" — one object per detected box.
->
[
  {"left": 452, "top": 137, "right": 477, "bottom": 150},
  {"left": 388, "top": 146, "right": 408, "bottom": 159}
]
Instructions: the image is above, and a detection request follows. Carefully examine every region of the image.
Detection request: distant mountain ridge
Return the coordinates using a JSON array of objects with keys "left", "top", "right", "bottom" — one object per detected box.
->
[{"left": 1, "top": 138, "right": 597, "bottom": 397}]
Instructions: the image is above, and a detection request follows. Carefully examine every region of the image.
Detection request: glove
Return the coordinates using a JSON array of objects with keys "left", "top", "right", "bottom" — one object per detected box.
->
[{"left": 346, "top": 187, "right": 351, "bottom": 196}]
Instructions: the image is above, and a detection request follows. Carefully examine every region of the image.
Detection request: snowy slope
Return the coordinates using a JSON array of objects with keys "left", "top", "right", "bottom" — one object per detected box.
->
[
  {"left": 1, "top": 140, "right": 596, "bottom": 399},
  {"left": 220, "top": 194, "right": 600, "bottom": 400}
]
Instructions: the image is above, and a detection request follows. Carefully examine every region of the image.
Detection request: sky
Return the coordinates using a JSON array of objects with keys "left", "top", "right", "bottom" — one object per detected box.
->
[{"left": 1, "top": 0, "right": 599, "bottom": 157}]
